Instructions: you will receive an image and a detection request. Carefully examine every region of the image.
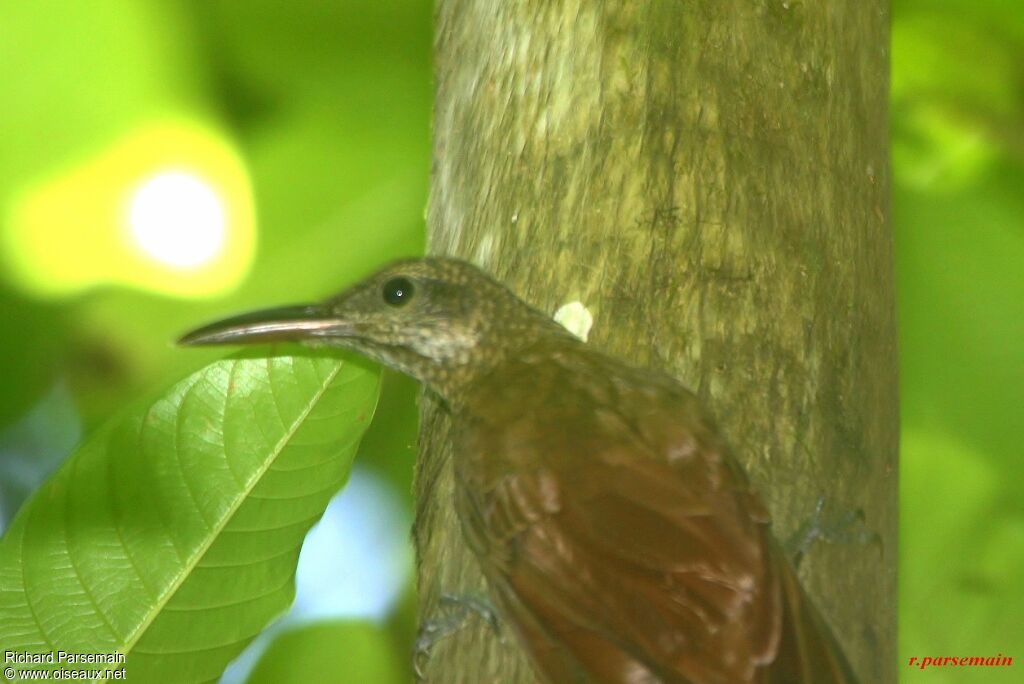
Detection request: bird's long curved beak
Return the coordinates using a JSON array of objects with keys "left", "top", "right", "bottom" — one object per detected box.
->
[{"left": 178, "top": 304, "right": 352, "bottom": 346}]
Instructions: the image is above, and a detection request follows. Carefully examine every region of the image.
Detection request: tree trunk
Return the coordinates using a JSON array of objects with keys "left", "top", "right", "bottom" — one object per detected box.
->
[{"left": 415, "top": 2, "right": 895, "bottom": 683}]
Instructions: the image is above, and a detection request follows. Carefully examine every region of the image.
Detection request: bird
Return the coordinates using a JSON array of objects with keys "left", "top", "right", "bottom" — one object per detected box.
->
[{"left": 179, "top": 257, "right": 860, "bottom": 684}]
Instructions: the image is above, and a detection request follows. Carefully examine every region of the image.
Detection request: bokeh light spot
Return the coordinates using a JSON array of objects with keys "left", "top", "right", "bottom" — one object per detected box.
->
[
  {"left": 3, "top": 119, "right": 255, "bottom": 298},
  {"left": 129, "top": 171, "right": 226, "bottom": 268}
]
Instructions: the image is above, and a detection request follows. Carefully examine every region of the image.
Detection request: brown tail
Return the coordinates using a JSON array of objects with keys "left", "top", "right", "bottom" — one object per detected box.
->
[{"left": 763, "top": 545, "right": 861, "bottom": 684}]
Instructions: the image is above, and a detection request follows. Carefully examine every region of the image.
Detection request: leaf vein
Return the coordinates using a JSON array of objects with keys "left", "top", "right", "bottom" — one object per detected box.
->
[{"left": 115, "top": 360, "right": 346, "bottom": 659}]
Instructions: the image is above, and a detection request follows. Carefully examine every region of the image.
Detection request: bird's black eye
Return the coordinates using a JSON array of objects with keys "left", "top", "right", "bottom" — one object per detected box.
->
[{"left": 382, "top": 277, "right": 415, "bottom": 306}]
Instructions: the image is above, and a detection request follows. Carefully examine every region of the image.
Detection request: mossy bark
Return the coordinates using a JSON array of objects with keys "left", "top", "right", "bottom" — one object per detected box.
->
[{"left": 416, "top": 1, "right": 895, "bottom": 682}]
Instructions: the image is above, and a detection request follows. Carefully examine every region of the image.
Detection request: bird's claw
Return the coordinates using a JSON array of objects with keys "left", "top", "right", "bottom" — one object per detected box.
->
[
  {"left": 785, "top": 495, "right": 882, "bottom": 568},
  {"left": 438, "top": 592, "right": 502, "bottom": 637},
  {"left": 413, "top": 619, "right": 452, "bottom": 681},
  {"left": 413, "top": 593, "right": 503, "bottom": 680}
]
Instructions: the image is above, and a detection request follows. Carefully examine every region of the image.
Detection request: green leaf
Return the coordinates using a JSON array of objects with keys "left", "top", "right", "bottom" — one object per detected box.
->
[
  {"left": 0, "top": 348, "right": 380, "bottom": 683},
  {"left": 246, "top": 620, "right": 405, "bottom": 684}
]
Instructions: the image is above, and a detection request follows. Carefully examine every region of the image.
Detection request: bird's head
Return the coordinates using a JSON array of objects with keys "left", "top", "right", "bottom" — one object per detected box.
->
[{"left": 179, "top": 257, "right": 568, "bottom": 399}]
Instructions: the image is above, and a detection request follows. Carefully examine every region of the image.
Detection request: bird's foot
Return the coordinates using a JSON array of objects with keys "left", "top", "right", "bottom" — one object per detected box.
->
[
  {"left": 413, "top": 593, "right": 502, "bottom": 680},
  {"left": 785, "top": 496, "right": 882, "bottom": 568}
]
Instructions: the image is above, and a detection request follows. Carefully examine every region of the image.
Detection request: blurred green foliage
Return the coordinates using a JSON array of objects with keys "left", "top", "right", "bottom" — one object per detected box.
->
[
  {"left": 247, "top": 621, "right": 405, "bottom": 684},
  {"left": 0, "top": 0, "right": 1020, "bottom": 681},
  {"left": 0, "top": 0, "right": 429, "bottom": 681},
  {"left": 893, "top": 0, "right": 1024, "bottom": 680}
]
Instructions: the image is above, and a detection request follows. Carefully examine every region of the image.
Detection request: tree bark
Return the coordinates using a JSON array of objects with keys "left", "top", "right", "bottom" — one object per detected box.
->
[{"left": 416, "top": 2, "right": 895, "bottom": 683}]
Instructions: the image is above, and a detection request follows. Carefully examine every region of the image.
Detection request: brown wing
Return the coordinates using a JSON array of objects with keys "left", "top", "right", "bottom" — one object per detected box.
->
[{"left": 455, "top": 351, "right": 857, "bottom": 684}]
